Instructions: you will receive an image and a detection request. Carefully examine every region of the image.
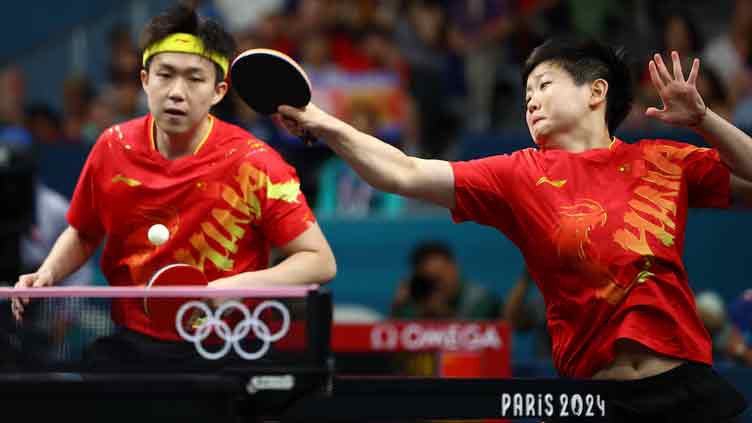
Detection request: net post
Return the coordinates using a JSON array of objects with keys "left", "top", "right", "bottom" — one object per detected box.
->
[{"left": 305, "top": 286, "right": 332, "bottom": 368}]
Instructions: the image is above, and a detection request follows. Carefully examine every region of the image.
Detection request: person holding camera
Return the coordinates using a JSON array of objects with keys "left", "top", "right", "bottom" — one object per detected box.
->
[{"left": 390, "top": 241, "right": 502, "bottom": 320}]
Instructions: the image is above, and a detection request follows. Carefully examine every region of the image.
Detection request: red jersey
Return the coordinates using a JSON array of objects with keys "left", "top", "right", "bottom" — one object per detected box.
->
[
  {"left": 451, "top": 138, "right": 731, "bottom": 378},
  {"left": 68, "top": 114, "right": 315, "bottom": 339}
]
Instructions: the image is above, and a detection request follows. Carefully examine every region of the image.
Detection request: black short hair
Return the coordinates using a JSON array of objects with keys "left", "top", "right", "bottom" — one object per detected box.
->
[
  {"left": 140, "top": 3, "right": 237, "bottom": 83},
  {"left": 410, "top": 241, "right": 454, "bottom": 268},
  {"left": 522, "top": 37, "right": 633, "bottom": 135}
]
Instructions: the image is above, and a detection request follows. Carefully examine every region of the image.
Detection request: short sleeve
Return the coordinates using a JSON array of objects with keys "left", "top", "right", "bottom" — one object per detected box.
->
[
  {"left": 257, "top": 154, "right": 316, "bottom": 247},
  {"left": 450, "top": 155, "right": 519, "bottom": 236},
  {"left": 66, "top": 137, "right": 106, "bottom": 239},
  {"left": 683, "top": 147, "right": 731, "bottom": 208}
]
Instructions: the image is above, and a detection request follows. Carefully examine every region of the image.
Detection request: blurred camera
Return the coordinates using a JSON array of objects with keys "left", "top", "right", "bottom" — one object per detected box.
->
[
  {"left": 408, "top": 272, "right": 439, "bottom": 302},
  {"left": 0, "top": 147, "right": 35, "bottom": 283}
]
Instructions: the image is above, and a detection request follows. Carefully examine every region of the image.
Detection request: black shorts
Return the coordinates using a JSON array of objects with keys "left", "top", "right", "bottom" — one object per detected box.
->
[{"left": 603, "top": 362, "right": 748, "bottom": 423}]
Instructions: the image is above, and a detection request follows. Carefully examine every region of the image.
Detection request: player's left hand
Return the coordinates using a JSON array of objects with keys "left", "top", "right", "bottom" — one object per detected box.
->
[
  {"left": 645, "top": 51, "right": 707, "bottom": 127},
  {"left": 185, "top": 280, "right": 236, "bottom": 330},
  {"left": 206, "top": 277, "right": 240, "bottom": 309}
]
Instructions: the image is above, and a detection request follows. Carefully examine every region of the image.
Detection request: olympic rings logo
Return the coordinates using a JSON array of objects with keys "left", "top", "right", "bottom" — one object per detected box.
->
[{"left": 175, "top": 300, "right": 290, "bottom": 361}]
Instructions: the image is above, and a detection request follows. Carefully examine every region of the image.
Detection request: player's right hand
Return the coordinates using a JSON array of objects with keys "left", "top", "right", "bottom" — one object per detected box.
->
[
  {"left": 12, "top": 270, "right": 54, "bottom": 322},
  {"left": 277, "top": 103, "right": 343, "bottom": 140}
]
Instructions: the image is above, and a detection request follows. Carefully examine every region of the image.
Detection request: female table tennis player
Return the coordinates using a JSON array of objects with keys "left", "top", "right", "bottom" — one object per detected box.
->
[
  {"left": 278, "top": 38, "right": 749, "bottom": 422},
  {"left": 12, "top": 4, "right": 335, "bottom": 368}
]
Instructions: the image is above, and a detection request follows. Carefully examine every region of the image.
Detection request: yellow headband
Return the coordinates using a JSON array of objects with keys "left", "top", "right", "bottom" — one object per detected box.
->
[{"left": 142, "top": 33, "right": 229, "bottom": 78}]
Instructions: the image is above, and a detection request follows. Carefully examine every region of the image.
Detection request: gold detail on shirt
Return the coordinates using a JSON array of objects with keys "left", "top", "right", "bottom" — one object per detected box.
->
[
  {"left": 173, "top": 162, "right": 300, "bottom": 272},
  {"left": 247, "top": 140, "right": 267, "bottom": 151},
  {"left": 112, "top": 174, "right": 142, "bottom": 187},
  {"left": 642, "top": 170, "right": 680, "bottom": 190},
  {"left": 596, "top": 270, "right": 655, "bottom": 305},
  {"left": 536, "top": 176, "right": 567, "bottom": 188},
  {"left": 174, "top": 231, "right": 234, "bottom": 271},
  {"left": 613, "top": 144, "right": 698, "bottom": 256},
  {"left": 554, "top": 199, "right": 607, "bottom": 262},
  {"left": 267, "top": 180, "right": 301, "bottom": 203}
]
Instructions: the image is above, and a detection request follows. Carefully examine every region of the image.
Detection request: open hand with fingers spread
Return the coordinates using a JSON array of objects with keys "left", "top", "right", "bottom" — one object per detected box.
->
[
  {"left": 646, "top": 51, "right": 707, "bottom": 127},
  {"left": 12, "top": 270, "right": 55, "bottom": 322}
]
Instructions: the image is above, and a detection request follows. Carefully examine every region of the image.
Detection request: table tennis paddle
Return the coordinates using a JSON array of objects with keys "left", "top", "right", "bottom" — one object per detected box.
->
[
  {"left": 143, "top": 263, "right": 208, "bottom": 333},
  {"left": 230, "top": 48, "right": 317, "bottom": 145}
]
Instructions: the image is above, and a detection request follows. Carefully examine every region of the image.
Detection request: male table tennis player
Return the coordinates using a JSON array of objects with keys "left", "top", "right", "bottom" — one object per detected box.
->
[
  {"left": 12, "top": 4, "right": 336, "bottom": 368},
  {"left": 278, "top": 38, "right": 749, "bottom": 421}
]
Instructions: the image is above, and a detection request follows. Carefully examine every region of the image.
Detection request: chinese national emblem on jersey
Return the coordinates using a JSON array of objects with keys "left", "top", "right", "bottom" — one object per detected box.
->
[{"left": 553, "top": 199, "right": 613, "bottom": 288}]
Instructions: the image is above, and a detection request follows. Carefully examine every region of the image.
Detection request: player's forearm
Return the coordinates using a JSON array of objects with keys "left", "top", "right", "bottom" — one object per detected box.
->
[
  {"left": 694, "top": 108, "right": 752, "bottom": 181},
  {"left": 215, "top": 250, "right": 336, "bottom": 288},
  {"left": 503, "top": 273, "right": 530, "bottom": 327},
  {"left": 322, "top": 120, "right": 419, "bottom": 196},
  {"left": 37, "top": 226, "right": 100, "bottom": 285}
]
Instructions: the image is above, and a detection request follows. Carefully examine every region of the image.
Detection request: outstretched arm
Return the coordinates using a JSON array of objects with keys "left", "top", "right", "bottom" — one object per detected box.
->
[
  {"left": 277, "top": 104, "right": 456, "bottom": 209},
  {"left": 646, "top": 52, "right": 752, "bottom": 204}
]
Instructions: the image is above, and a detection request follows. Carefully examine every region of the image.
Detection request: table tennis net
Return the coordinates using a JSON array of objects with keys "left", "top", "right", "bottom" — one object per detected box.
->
[{"left": 0, "top": 286, "right": 331, "bottom": 373}]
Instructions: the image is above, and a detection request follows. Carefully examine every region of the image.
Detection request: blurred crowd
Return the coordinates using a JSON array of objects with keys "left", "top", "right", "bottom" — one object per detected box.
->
[
  {"left": 0, "top": 1, "right": 751, "bottom": 371},
  {"left": 696, "top": 289, "right": 752, "bottom": 367},
  {"left": 3, "top": 0, "right": 752, "bottom": 214}
]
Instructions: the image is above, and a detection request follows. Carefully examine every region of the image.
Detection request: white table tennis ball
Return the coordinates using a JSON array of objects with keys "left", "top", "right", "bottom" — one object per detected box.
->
[{"left": 148, "top": 224, "right": 170, "bottom": 246}]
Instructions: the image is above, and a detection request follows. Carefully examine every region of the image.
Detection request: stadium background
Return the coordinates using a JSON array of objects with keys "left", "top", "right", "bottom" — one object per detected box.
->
[{"left": 1, "top": 0, "right": 750, "bottom": 393}]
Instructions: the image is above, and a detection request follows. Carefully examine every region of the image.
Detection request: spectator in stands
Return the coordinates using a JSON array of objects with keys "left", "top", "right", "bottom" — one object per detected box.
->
[
  {"left": 208, "top": 0, "right": 285, "bottom": 35},
  {"left": 391, "top": 241, "right": 502, "bottom": 319},
  {"left": 300, "top": 31, "right": 336, "bottom": 76},
  {"left": 0, "top": 66, "right": 32, "bottom": 152},
  {"left": 61, "top": 76, "right": 96, "bottom": 144},
  {"left": 447, "top": 0, "right": 515, "bottom": 132},
  {"left": 695, "top": 290, "right": 734, "bottom": 363},
  {"left": 316, "top": 100, "right": 405, "bottom": 219},
  {"left": 503, "top": 268, "right": 551, "bottom": 360},
  {"left": 395, "top": 0, "right": 460, "bottom": 159},
  {"left": 24, "top": 105, "right": 63, "bottom": 145},
  {"left": 20, "top": 183, "right": 95, "bottom": 285},
  {"left": 632, "top": 10, "right": 705, "bottom": 130},
  {"left": 660, "top": 10, "right": 703, "bottom": 59},
  {"left": 103, "top": 24, "right": 147, "bottom": 122},
  {"left": 82, "top": 89, "right": 118, "bottom": 145},
  {"left": 357, "top": 25, "right": 405, "bottom": 75},
  {"left": 697, "top": 66, "right": 733, "bottom": 122},
  {"left": 702, "top": 0, "right": 752, "bottom": 108},
  {"left": 647, "top": 11, "right": 704, "bottom": 95},
  {"left": 727, "top": 289, "right": 752, "bottom": 366}
]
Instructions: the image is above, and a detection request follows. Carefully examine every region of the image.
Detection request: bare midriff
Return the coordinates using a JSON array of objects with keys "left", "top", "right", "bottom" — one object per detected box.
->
[{"left": 592, "top": 339, "right": 686, "bottom": 380}]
